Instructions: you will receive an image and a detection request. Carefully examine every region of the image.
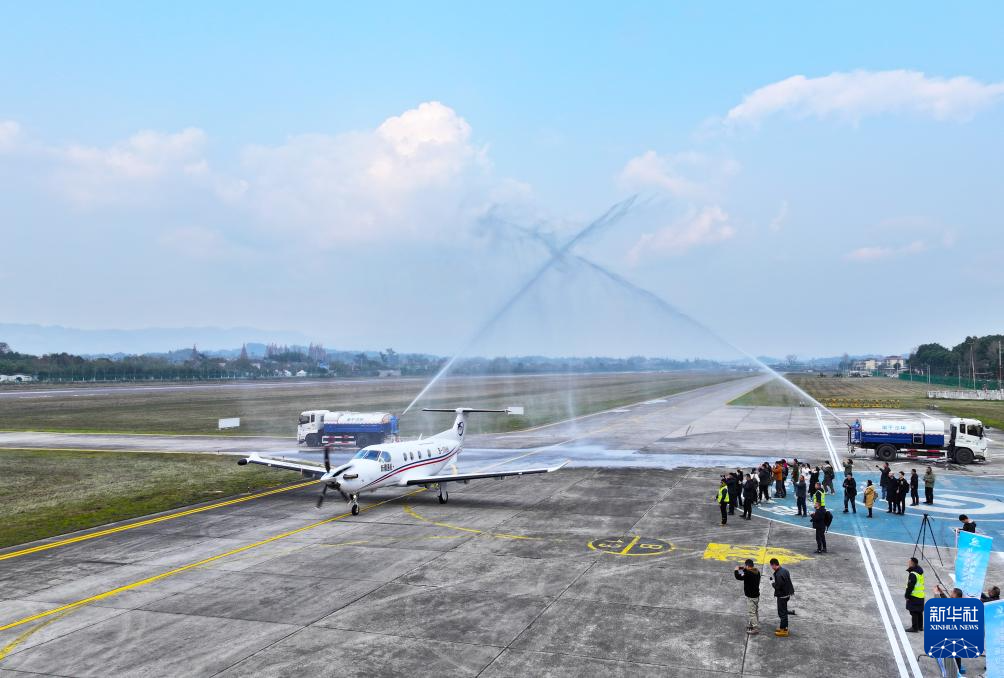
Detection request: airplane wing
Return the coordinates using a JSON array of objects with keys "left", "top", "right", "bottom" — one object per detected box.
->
[
  {"left": 237, "top": 452, "right": 335, "bottom": 480},
  {"left": 403, "top": 460, "right": 569, "bottom": 486}
]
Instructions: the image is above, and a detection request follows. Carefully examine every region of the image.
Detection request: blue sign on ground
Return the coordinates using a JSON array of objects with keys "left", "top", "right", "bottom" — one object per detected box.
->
[
  {"left": 925, "top": 598, "right": 984, "bottom": 659},
  {"left": 754, "top": 470, "right": 1004, "bottom": 551}
]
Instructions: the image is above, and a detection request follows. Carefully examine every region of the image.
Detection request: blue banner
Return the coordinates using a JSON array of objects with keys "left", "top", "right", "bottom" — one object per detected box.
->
[
  {"left": 986, "top": 601, "right": 1004, "bottom": 678},
  {"left": 956, "top": 532, "right": 993, "bottom": 598}
]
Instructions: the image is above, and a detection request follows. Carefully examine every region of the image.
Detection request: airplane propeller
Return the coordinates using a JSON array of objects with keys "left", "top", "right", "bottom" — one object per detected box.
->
[{"left": 316, "top": 446, "right": 352, "bottom": 508}]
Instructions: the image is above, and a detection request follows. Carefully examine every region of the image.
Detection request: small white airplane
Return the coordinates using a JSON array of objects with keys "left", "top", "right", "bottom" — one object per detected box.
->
[{"left": 238, "top": 407, "right": 567, "bottom": 514}]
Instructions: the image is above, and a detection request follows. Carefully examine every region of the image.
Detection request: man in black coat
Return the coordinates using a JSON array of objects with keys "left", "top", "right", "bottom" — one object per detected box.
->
[
  {"left": 842, "top": 474, "right": 857, "bottom": 514},
  {"left": 742, "top": 474, "right": 758, "bottom": 520},
  {"left": 877, "top": 462, "right": 891, "bottom": 500},
  {"left": 769, "top": 558, "right": 794, "bottom": 637},
  {"left": 758, "top": 466, "right": 771, "bottom": 502},
  {"left": 896, "top": 472, "right": 909, "bottom": 515},
  {"left": 734, "top": 559, "right": 761, "bottom": 634},
  {"left": 909, "top": 469, "right": 920, "bottom": 506},
  {"left": 725, "top": 473, "right": 739, "bottom": 516},
  {"left": 795, "top": 474, "right": 807, "bottom": 517},
  {"left": 810, "top": 501, "right": 828, "bottom": 554}
]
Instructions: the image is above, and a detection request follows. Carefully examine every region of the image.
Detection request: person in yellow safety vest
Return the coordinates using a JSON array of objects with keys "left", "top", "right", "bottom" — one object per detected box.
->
[
  {"left": 905, "top": 556, "right": 925, "bottom": 632},
  {"left": 811, "top": 482, "right": 826, "bottom": 509},
  {"left": 717, "top": 477, "right": 730, "bottom": 526}
]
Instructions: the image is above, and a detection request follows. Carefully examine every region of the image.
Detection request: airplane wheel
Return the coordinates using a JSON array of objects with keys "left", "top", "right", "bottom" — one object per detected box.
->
[
  {"left": 351, "top": 504, "right": 360, "bottom": 516},
  {"left": 438, "top": 490, "right": 448, "bottom": 504}
]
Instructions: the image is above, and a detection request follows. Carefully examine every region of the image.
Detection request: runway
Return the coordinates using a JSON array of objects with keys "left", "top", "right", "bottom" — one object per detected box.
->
[{"left": 0, "top": 376, "right": 999, "bottom": 676}]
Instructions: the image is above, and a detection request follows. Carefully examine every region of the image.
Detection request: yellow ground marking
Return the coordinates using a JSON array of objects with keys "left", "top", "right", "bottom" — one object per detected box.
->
[
  {"left": 0, "top": 608, "right": 74, "bottom": 660},
  {"left": 0, "top": 480, "right": 320, "bottom": 562},
  {"left": 587, "top": 536, "right": 674, "bottom": 557},
  {"left": 402, "top": 504, "right": 541, "bottom": 541},
  {"left": 0, "top": 489, "right": 426, "bottom": 634},
  {"left": 702, "top": 543, "right": 813, "bottom": 565}
]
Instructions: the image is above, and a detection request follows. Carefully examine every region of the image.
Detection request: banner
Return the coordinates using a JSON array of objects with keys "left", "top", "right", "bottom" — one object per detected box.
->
[
  {"left": 986, "top": 601, "right": 1004, "bottom": 678},
  {"left": 925, "top": 598, "right": 984, "bottom": 662},
  {"left": 956, "top": 532, "right": 993, "bottom": 598}
]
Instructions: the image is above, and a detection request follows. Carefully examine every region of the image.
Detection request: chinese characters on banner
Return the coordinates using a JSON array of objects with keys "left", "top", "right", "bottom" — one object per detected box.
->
[{"left": 956, "top": 532, "right": 993, "bottom": 598}]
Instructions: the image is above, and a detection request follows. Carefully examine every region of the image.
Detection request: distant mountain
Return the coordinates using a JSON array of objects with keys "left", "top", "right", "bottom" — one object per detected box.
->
[{"left": 0, "top": 323, "right": 313, "bottom": 356}]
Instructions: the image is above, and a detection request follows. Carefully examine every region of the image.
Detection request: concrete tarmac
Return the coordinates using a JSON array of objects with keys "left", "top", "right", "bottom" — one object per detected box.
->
[{"left": 0, "top": 376, "right": 1001, "bottom": 677}]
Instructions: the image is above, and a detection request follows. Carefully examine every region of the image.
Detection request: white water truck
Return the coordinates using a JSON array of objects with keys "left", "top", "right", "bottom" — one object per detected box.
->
[
  {"left": 848, "top": 416, "right": 989, "bottom": 464},
  {"left": 297, "top": 410, "right": 399, "bottom": 448}
]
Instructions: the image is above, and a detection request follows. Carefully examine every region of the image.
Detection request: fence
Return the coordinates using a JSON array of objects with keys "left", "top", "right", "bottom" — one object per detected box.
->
[
  {"left": 928, "top": 390, "right": 1004, "bottom": 401},
  {"left": 821, "top": 399, "right": 902, "bottom": 409}
]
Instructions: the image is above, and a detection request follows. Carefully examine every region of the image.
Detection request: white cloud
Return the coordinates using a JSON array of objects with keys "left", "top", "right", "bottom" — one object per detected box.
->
[
  {"left": 726, "top": 70, "right": 1004, "bottom": 125},
  {"left": 618, "top": 150, "right": 738, "bottom": 199},
  {"left": 237, "top": 101, "right": 509, "bottom": 243},
  {"left": 846, "top": 240, "right": 927, "bottom": 262},
  {"left": 627, "top": 206, "right": 736, "bottom": 263},
  {"left": 768, "top": 200, "right": 789, "bottom": 233},
  {"left": 0, "top": 120, "right": 20, "bottom": 151}
]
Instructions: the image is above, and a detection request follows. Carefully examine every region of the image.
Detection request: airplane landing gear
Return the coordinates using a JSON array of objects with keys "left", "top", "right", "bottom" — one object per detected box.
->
[
  {"left": 350, "top": 494, "right": 360, "bottom": 516},
  {"left": 438, "top": 487, "right": 449, "bottom": 504}
]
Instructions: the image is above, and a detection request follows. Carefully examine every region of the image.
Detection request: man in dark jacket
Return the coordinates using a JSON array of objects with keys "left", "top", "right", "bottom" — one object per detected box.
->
[
  {"left": 725, "top": 473, "right": 739, "bottom": 516},
  {"left": 734, "top": 559, "right": 761, "bottom": 634},
  {"left": 809, "top": 467, "right": 820, "bottom": 494},
  {"left": 822, "top": 462, "right": 835, "bottom": 494},
  {"left": 909, "top": 469, "right": 920, "bottom": 506},
  {"left": 795, "top": 474, "right": 807, "bottom": 517},
  {"left": 896, "top": 472, "right": 909, "bottom": 515},
  {"left": 742, "top": 474, "right": 757, "bottom": 520},
  {"left": 878, "top": 462, "right": 891, "bottom": 500},
  {"left": 758, "top": 466, "right": 771, "bottom": 502},
  {"left": 735, "top": 468, "right": 745, "bottom": 510},
  {"left": 905, "top": 557, "right": 925, "bottom": 632},
  {"left": 842, "top": 474, "right": 857, "bottom": 514},
  {"left": 769, "top": 558, "right": 794, "bottom": 637},
  {"left": 810, "top": 501, "right": 828, "bottom": 553}
]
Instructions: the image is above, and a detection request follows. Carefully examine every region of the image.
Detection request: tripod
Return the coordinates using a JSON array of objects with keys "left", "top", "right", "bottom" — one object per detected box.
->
[{"left": 912, "top": 513, "right": 945, "bottom": 567}]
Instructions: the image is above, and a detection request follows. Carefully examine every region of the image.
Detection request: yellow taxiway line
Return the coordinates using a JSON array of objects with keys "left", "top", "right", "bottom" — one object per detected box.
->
[
  {"left": 0, "top": 489, "right": 425, "bottom": 633},
  {"left": 0, "top": 479, "right": 320, "bottom": 562}
]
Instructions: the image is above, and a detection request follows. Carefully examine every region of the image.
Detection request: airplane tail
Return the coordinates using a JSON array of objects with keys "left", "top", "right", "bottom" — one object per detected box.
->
[{"left": 422, "top": 407, "right": 524, "bottom": 446}]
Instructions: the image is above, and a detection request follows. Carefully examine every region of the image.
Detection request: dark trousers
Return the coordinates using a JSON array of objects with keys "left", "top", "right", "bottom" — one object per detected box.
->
[
  {"left": 815, "top": 527, "right": 827, "bottom": 552},
  {"left": 736, "top": 492, "right": 743, "bottom": 509},
  {"left": 911, "top": 487, "right": 919, "bottom": 505},
  {"left": 887, "top": 497, "right": 894, "bottom": 512},
  {"left": 867, "top": 505, "right": 873, "bottom": 517},
  {"left": 898, "top": 497, "right": 906, "bottom": 515},
  {"left": 796, "top": 496, "right": 807, "bottom": 516},
  {"left": 909, "top": 609, "right": 923, "bottom": 631},
  {"left": 759, "top": 484, "right": 769, "bottom": 501},
  {"left": 775, "top": 479, "right": 784, "bottom": 497},
  {"left": 881, "top": 482, "right": 888, "bottom": 499},
  {"left": 777, "top": 596, "right": 789, "bottom": 629},
  {"left": 728, "top": 494, "right": 737, "bottom": 515},
  {"left": 844, "top": 494, "right": 856, "bottom": 513},
  {"left": 742, "top": 497, "right": 753, "bottom": 519},
  {"left": 720, "top": 502, "right": 728, "bottom": 524},
  {"left": 925, "top": 487, "right": 934, "bottom": 504}
]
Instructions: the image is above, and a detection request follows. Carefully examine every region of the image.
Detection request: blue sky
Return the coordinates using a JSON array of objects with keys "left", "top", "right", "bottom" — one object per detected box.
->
[{"left": 2, "top": 2, "right": 1003, "bottom": 358}]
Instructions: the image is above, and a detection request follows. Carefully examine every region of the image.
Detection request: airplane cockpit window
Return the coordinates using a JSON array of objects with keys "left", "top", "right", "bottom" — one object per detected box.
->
[
  {"left": 365, "top": 450, "right": 381, "bottom": 461},
  {"left": 379, "top": 451, "right": 390, "bottom": 463}
]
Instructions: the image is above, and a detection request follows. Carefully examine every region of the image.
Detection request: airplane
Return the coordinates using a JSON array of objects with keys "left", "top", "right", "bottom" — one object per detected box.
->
[{"left": 238, "top": 407, "right": 567, "bottom": 515}]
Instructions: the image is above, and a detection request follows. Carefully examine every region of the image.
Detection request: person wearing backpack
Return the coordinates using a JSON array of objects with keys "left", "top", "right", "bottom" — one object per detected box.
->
[
  {"left": 842, "top": 473, "right": 857, "bottom": 514},
  {"left": 769, "top": 558, "right": 795, "bottom": 637},
  {"left": 810, "top": 501, "right": 828, "bottom": 553}
]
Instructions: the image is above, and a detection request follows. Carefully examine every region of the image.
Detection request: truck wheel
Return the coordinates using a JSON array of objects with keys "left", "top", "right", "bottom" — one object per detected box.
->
[
  {"left": 954, "top": 448, "right": 974, "bottom": 465},
  {"left": 305, "top": 433, "right": 319, "bottom": 447},
  {"left": 876, "top": 445, "right": 897, "bottom": 462}
]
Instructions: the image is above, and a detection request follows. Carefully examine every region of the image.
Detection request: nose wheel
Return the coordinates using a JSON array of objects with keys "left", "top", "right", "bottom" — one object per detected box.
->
[
  {"left": 350, "top": 494, "right": 360, "bottom": 516},
  {"left": 438, "top": 487, "right": 449, "bottom": 504}
]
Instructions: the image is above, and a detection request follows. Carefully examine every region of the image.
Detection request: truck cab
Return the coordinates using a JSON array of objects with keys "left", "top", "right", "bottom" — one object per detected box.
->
[
  {"left": 949, "top": 417, "right": 989, "bottom": 464},
  {"left": 297, "top": 409, "right": 330, "bottom": 446}
]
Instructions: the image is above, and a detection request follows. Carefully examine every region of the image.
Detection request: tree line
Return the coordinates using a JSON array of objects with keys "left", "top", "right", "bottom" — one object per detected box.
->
[{"left": 909, "top": 334, "right": 1004, "bottom": 386}]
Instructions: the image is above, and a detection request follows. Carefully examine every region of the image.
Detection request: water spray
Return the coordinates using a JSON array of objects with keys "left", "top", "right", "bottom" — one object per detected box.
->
[{"left": 400, "top": 196, "right": 639, "bottom": 415}]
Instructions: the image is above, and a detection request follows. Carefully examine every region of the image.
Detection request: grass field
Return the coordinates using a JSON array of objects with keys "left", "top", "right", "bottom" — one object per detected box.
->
[
  {"left": 0, "top": 371, "right": 745, "bottom": 436},
  {"left": 0, "top": 448, "right": 300, "bottom": 549},
  {"left": 731, "top": 374, "right": 1004, "bottom": 428}
]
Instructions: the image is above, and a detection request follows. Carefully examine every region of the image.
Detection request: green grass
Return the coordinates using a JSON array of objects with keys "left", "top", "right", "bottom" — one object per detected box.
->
[
  {"left": 730, "top": 374, "right": 1004, "bottom": 428},
  {"left": 0, "top": 371, "right": 745, "bottom": 437},
  {"left": 0, "top": 448, "right": 299, "bottom": 549}
]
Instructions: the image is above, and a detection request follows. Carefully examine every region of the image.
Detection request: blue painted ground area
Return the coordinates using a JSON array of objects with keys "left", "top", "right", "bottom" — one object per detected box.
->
[{"left": 754, "top": 471, "right": 1004, "bottom": 551}]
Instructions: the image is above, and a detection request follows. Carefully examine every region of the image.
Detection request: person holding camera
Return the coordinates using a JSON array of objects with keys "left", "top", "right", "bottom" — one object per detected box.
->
[{"left": 734, "top": 559, "right": 761, "bottom": 634}]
